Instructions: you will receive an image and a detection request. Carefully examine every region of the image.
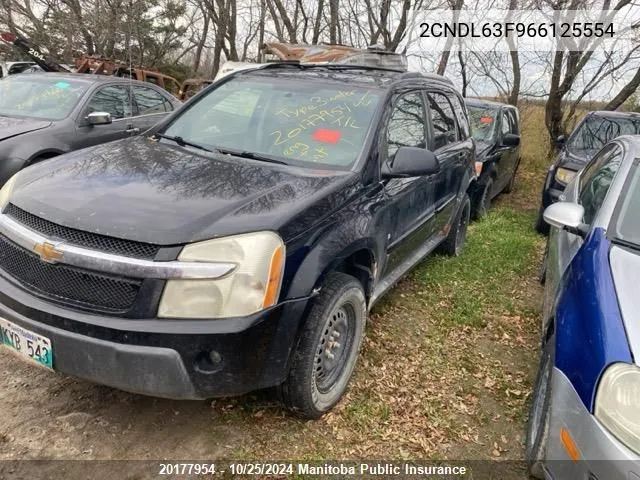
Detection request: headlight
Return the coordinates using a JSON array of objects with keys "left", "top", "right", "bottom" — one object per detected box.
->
[
  {"left": 158, "top": 231, "right": 285, "bottom": 319},
  {"left": 594, "top": 363, "right": 640, "bottom": 454},
  {"left": 0, "top": 172, "right": 20, "bottom": 210},
  {"left": 555, "top": 167, "right": 577, "bottom": 186}
]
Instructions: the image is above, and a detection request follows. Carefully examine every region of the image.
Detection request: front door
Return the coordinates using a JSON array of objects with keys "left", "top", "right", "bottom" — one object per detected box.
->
[
  {"left": 73, "top": 84, "right": 137, "bottom": 149},
  {"left": 425, "top": 90, "right": 466, "bottom": 236},
  {"left": 381, "top": 90, "right": 436, "bottom": 276}
]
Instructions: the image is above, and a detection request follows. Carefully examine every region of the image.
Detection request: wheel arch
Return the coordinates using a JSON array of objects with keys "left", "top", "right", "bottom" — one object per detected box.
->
[{"left": 26, "top": 149, "right": 65, "bottom": 165}]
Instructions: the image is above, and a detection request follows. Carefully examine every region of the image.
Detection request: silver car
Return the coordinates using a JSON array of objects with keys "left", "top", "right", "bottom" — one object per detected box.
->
[{"left": 527, "top": 134, "right": 640, "bottom": 479}]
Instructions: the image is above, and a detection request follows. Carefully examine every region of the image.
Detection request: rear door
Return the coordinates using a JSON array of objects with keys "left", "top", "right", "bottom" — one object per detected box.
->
[
  {"left": 130, "top": 85, "right": 176, "bottom": 133},
  {"left": 74, "top": 84, "right": 136, "bottom": 149},
  {"left": 382, "top": 89, "right": 436, "bottom": 276}
]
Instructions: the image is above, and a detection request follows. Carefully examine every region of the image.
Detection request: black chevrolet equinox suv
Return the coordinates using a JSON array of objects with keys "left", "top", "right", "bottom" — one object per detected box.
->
[{"left": 0, "top": 62, "right": 474, "bottom": 418}]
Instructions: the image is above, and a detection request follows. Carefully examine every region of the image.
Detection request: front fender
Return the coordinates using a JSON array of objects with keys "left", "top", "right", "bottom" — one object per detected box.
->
[{"left": 283, "top": 199, "right": 383, "bottom": 301}]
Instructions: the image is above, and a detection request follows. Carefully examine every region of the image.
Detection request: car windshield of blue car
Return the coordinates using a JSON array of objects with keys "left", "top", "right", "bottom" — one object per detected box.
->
[
  {"left": 161, "top": 75, "right": 382, "bottom": 169},
  {"left": 568, "top": 115, "right": 640, "bottom": 152},
  {"left": 614, "top": 164, "right": 640, "bottom": 248},
  {"left": 0, "top": 76, "right": 89, "bottom": 120},
  {"left": 467, "top": 105, "right": 498, "bottom": 142}
]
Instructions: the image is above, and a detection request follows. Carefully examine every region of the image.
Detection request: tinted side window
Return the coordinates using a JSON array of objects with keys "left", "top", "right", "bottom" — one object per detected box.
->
[
  {"left": 426, "top": 91, "right": 458, "bottom": 149},
  {"left": 501, "top": 111, "right": 511, "bottom": 135},
  {"left": 450, "top": 94, "right": 470, "bottom": 139},
  {"left": 86, "top": 85, "right": 132, "bottom": 119},
  {"left": 387, "top": 92, "right": 426, "bottom": 159},
  {"left": 134, "top": 86, "right": 169, "bottom": 115},
  {"left": 506, "top": 109, "right": 519, "bottom": 134},
  {"left": 579, "top": 145, "right": 623, "bottom": 224}
]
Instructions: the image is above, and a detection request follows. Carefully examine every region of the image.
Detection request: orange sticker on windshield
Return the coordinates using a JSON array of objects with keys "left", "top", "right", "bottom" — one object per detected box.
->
[
  {"left": 313, "top": 128, "right": 342, "bottom": 144},
  {"left": 480, "top": 116, "right": 493, "bottom": 124}
]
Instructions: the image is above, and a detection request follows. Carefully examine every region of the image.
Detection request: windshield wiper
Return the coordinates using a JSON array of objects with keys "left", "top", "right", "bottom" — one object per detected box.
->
[
  {"left": 611, "top": 237, "right": 640, "bottom": 252},
  {"left": 213, "top": 147, "right": 288, "bottom": 165},
  {"left": 154, "top": 133, "right": 212, "bottom": 153}
]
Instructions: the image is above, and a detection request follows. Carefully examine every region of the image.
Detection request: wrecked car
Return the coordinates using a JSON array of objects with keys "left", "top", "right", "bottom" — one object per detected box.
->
[
  {"left": 0, "top": 62, "right": 474, "bottom": 418},
  {"left": 465, "top": 98, "right": 521, "bottom": 219},
  {"left": 535, "top": 110, "right": 640, "bottom": 234}
]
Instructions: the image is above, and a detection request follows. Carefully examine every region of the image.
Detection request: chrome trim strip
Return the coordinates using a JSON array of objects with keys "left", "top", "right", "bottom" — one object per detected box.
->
[{"left": 0, "top": 213, "right": 236, "bottom": 280}]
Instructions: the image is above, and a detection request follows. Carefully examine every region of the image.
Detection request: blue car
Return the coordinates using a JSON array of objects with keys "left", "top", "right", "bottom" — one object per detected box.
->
[{"left": 527, "top": 135, "right": 640, "bottom": 479}]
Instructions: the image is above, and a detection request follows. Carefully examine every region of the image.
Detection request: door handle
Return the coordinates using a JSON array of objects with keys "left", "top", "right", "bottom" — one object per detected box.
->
[{"left": 126, "top": 127, "right": 140, "bottom": 134}]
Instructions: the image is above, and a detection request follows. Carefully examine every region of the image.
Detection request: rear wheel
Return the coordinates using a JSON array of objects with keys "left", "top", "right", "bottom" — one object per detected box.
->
[
  {"left": 525, "top": 335, "right": 554, "bottom": 479},
  {"left": 502, "top": 158, "right": 520, "bottom": 194},
  {"left": 438, "top": 194, "right": 471, "bottom": 257},
  {"left": 279, "top": 272, "right": 367, "bottom": 418}
]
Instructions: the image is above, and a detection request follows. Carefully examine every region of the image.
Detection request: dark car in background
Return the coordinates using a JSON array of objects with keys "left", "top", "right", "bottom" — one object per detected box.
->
[
  {"left": 466, "top": 98, "right": 521, "bottom": 219},
  {"left": 0, "top": 72, "right": 180, "bottom": 185},
  {"left": 535, "top": 111, "right": 640, "bottom": 234},
  {"left": 0, "top": 63, "right": 475, "bottom": 418}
]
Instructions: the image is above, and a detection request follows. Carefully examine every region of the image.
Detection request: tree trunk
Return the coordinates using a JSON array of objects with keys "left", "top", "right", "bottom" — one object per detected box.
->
[
  {"left": 458, "top": 48, "right": 467, "bottom": 97},
  {"left": 311, "top": 0, "right": 323, "bottom": 43},
  {"left": 257, "top": 0, "right": 266, "bottom": 62},
  {"left": 508, "top": 50, "right": 520, "bottom": 105},
  {"left": 329, "top": 0, "right": 339, "bottom": 44},
  {"left": 604, "top": 67, "right": 640, "bottom": 111},
  {"left": 193, "top": 12, "right": 209, "bottom": 72}
]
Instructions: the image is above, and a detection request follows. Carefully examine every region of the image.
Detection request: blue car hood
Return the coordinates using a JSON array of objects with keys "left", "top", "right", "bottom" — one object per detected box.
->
[{"left": 610, "top": 245, "right": 640, "bottom": 365}]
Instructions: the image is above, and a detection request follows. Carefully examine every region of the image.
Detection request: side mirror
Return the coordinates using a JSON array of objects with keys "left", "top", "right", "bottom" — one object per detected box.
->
[
  {"left": 543, "top": 202, "right": 587, "bottom": 237},
  {"left": 556, "top": 135, "right": 566, "bottom": 148},
  {"left": 502, "top": 133, "right": 520, "bottom": 147},
  {"left": 87, "top": 111, "right": 112, "bottom": 126},
  {"left": 382, "top": 147, "right": 440, "bottom": 178}
]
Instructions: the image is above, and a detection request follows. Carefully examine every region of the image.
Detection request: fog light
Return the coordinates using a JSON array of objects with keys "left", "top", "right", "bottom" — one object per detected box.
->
[{"left": 194, "top": 350, "right": 223, "bottom": 374}]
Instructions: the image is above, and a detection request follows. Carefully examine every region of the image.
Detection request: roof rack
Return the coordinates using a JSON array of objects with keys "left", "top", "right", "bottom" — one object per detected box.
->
[{"left": 261, "top": 42, "right": 408, "bottom": 71}]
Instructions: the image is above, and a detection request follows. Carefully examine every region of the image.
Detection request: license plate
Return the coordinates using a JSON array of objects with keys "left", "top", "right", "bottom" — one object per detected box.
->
[{"left": 0, "top": 318, "right": 53, "bottom": 369}]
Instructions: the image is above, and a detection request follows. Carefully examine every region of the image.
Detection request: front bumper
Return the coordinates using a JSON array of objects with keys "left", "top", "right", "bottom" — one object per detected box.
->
[
  {"left": 544, "top": 367, "right": 640, "bottom": 480},
  {"left": 0, "top": 274, "right": 310, "bottom": 399}
]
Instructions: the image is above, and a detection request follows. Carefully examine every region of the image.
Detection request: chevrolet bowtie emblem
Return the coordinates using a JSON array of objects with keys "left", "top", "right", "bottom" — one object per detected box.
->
[{"left": 33, "top": 242, "right": 63, "bottom": 264}]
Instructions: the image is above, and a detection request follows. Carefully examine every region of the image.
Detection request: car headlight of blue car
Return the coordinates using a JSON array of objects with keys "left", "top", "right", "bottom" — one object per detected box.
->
[{"left": 595, "top": 362, "right": 640, "bottom": 454}]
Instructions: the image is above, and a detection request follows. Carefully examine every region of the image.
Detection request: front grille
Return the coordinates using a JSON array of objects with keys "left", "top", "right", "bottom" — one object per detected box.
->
[
  {"left": 0, "top": 235, "right": 141, "bottom": 312},
  {"left": 5, "top": 204, "right": 160, "bottom": 260}
]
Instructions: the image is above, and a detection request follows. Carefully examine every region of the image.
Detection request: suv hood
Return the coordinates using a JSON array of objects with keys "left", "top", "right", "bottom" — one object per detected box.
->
[
  {"left": 562, "top": 147, "right": 596, "bottom": 166},
  {"left": 0, "top": 115, "right": 51, "bottom": 141},
  {"left": 11, "top": 138, "right": 359, "bottom": 245},
  {"left": 610, "top": 245, "right": 640, "bottom": 367}
]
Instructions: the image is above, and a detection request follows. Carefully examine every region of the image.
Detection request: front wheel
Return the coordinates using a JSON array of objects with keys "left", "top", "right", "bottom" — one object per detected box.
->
[
  {"left": 438, "top": 194, "right": 471, "bottom": 257},
  {"left": 279, "top": 272, "right": 367, "bottom": 418},
  {"left": 471, "top": 177, "right": 493, "bottom": 220}
]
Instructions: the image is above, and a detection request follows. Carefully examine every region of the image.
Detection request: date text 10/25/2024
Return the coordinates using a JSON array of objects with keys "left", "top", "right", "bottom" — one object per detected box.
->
[{"left": 157, "top": 463, "right": 469, "bottom": 476}]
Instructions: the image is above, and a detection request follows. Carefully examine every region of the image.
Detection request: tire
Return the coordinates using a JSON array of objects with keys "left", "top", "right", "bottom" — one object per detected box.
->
[
  {"left": 279, "top": 272, "right": 367, "bottom": 418},
  {"left": 502, "top": 158, "right": 520, "bottom": 194},
  {"left": 535, "top": 204, "right": 550, "bottom": 236},
  {"left": 471, "top": 177, "right": 493, "bottom": 220},
  {"left": 525, "top": 335, "right": 554, "bottom": 479},
  {"left": 438, "top": 194, "right": 471, "bottom": 257}
]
